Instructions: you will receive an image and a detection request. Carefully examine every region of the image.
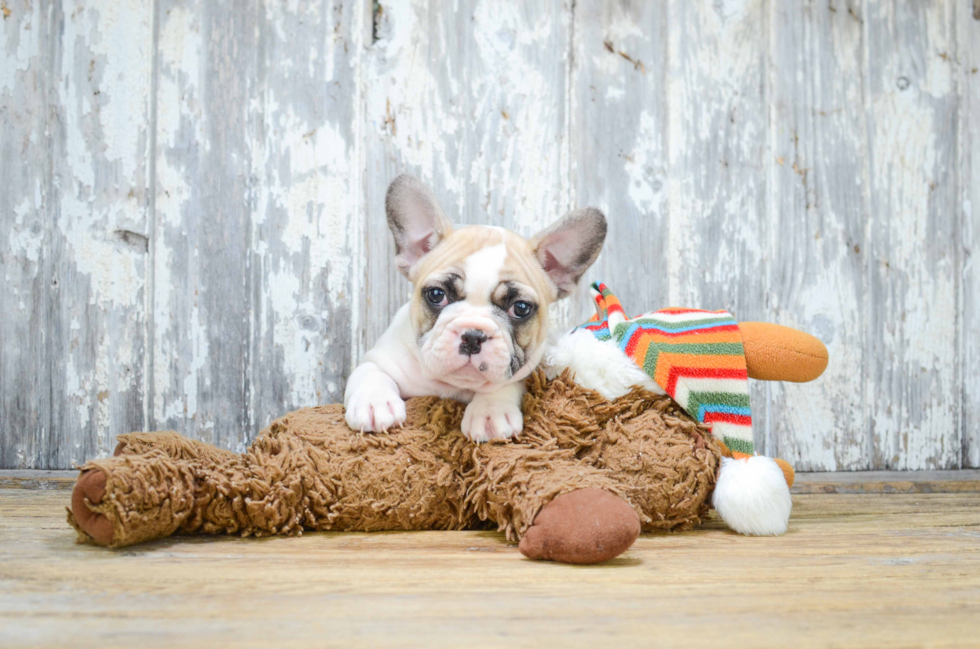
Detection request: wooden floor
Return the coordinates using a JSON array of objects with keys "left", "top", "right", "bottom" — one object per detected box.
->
[{"left": 1, "top": 481, "right": 979, "bottom": 648}]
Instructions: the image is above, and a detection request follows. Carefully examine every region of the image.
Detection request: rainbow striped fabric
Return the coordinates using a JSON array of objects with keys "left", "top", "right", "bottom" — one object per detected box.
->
[{"left": 577, "top": 282, "right": 755, "bottom": 458}]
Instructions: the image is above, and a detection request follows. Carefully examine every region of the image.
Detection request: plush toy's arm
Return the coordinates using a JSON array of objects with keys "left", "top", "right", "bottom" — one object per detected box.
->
[{"left": 738, "top": 322, "right": 828, "bottom": 383}]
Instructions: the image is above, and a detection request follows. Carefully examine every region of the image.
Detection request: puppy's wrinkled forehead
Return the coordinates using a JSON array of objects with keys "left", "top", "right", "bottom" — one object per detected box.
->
[{"left": 413, "top": 226, "right": 554, "bottom": 302}]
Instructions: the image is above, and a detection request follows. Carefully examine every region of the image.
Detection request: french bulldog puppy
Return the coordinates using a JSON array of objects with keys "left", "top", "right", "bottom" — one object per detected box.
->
[{"left": 344, "top": 175, "right": 606, "bottom": 442}]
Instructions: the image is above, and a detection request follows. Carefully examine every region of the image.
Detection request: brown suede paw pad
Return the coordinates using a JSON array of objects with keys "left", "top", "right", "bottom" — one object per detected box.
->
[
  {"left": 519, "top": 488, "right": 640, "bottom": 564},
  {"left": 71, "top": 469, "right": 114, "bottom": 546}
]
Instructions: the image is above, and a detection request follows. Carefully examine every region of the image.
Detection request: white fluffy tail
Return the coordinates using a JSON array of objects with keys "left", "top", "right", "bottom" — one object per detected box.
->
[{"left": 712, "top": 456, "right": 792, "bottom": 536}]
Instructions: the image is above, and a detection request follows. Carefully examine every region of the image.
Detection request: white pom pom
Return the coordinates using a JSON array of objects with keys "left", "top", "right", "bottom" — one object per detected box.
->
[{"left": 712, "top": 456, "right": 792, "bottom": 536}]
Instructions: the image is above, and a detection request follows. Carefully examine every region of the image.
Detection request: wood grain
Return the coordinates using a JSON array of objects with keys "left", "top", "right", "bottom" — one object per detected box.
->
[
  {"left": 865, "top": 0, "right": 960, "bottom": 469},
  {"left": 1, "top": 0, "right": 153, "bottom": 469},
  {"left": 0, "top": 471, "right": 77, "bottom": 491},
  {"left": 151, "top": 0, "right": 256, "bottom": 450},
  {"left": 960, "top": 0, "right": 980, "bottom": 468},
  {"left": 792, "top": 468, "right": 980, "bottom": 493},
  {"left": 245, "top": 0, "right": 363, "bottom": 439},
  {"left": 1, "top": 0, "right": 50, "bottom": 471},
  {"left": 2, "top": 488, "right": 979, "bottom": 648},
  {"left": 152, "top": 0, "right": 364, "bottom": 451},
  {"left": 0, "top": 0, "right": 974, "bottom": 471},
  {"left": 767, "top": 1, "right": 871, "bottom": 470},
  {"left": 569, "top": 0, "right": 670, "bottom": 324}
]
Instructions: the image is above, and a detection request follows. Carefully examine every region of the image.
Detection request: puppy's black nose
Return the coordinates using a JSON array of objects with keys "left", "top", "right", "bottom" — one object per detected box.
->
[{"left": 459, "top": 329, "right": 488, "bottom": 356}]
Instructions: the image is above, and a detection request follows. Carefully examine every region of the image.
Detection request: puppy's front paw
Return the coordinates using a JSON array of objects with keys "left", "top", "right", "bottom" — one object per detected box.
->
[
  {"left": 461, "top": 397, "right": 523, "bottom": 443},
  {"left": 345, "top": 385, "right": 406, "bottom": 433}
]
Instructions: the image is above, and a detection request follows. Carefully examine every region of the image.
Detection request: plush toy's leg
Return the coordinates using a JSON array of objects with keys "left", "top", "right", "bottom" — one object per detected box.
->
[
  {"left": 70, "top": 418, "right": 466, "bottom": 548},
  {"left": 70, "top": 469, "right": 113, "bottom": 545},
  {"left": 738, "top": 321, "right": 828, "bottom": 382},
  {"left": 469, "top": 446, "right": 639, "bottom": 564},
  {"left": 70, "top": 431, "right": 243, "bottom": 547},
  {"left": 112, "top": 430, "right": 240, "bottom": 461},
  {"left": 774, "top": 458, "right": 795, "bottom": 488},
  {"left": 518, "top": 488, "right": 640, "bottom": 564},
  {"left": 68, "top": 449, "right": 203, "bottom": 548},
  {"left": 584, "top": 405, "right": 722, "bottom": 534},
  {"left": 70, "top": 443, "right": 329, "bottom": 548}
]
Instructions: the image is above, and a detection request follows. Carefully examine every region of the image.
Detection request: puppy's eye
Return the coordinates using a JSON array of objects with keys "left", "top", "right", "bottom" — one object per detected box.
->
[
  {"left": 424, "top": 287, "right": 448, "bottom": 307},
  {"left": 508, "top": 301, "right": 534, "bottom": 319}
]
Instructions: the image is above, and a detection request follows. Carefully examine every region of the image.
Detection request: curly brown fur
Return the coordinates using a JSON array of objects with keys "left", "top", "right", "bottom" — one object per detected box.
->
[{"left": 69, "top": 371, "right": 720, "bottom": 549}]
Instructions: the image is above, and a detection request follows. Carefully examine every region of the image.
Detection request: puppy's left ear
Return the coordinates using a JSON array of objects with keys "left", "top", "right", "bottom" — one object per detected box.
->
[
  {"left": 385, "top": 174, "right": 454, "bottom": 279},
  {"left": 530, "top": 208, "right": 607, "bottom": 299}
]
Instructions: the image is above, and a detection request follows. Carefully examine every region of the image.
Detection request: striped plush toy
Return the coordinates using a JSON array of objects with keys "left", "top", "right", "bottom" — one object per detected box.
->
[
  {"left": 579, "top": 283, "right": 757, "bottom": 459},
  {"left": 546, "top": 282, "right": 829, "bottom": 536}
]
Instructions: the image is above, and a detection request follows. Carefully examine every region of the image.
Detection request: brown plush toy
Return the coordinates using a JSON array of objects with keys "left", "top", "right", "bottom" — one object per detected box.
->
[{"left": 68, "top": 321, "right": 826, "bottom": 564}]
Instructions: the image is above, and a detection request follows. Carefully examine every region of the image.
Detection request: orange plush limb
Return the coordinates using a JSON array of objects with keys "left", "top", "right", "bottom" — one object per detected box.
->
[
  {"left": 718, "top": 320, "right": 826, "bottom": 489},
  {"left": 738, "top": 322, "right": 828, "bottom": 383},
  {"left": 773, "top": 458, "right": 796, "bottom": 488}
]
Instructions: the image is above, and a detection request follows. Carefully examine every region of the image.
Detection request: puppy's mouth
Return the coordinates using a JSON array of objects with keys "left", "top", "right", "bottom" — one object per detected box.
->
[
  {"left": 416, "top": 311, "right": 528, "bottom": 390},
  {"left": 420, "top": 349, "right": 511, "bottom": 392},
  {"left": 453, "top": 358, "right": 493, "bottom": 381}
]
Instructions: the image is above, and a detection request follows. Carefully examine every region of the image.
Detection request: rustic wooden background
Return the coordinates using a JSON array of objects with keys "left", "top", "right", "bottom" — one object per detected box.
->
[{"left": 1, "top": 0, "right": 977, "bottom": 471}]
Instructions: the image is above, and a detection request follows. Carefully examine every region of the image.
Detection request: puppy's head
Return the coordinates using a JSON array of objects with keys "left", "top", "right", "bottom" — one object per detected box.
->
[{"left": 386, "top": 174, "right": 606, "bottom": 392}]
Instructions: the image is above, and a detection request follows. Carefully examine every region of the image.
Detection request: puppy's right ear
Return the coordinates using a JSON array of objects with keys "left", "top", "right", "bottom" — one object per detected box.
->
[
  {"left": 530, "top": 207, "right": 607, "bottom": 299},
  {"left": 385, "top": 174, "right": 453, "bottom": 279}
]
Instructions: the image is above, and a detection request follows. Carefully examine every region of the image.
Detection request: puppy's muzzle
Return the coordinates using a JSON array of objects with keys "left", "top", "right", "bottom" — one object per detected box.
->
[{"left": 459, "top": 329, "right": 488, "bottom": 356}]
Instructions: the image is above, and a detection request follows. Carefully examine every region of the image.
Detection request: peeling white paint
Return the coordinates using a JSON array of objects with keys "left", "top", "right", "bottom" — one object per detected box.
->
[
  {"left": 625, "top": 110, "right": 663, "bottom": 214},
  {"left": 863, "top": 0, "right": 959, "bottom": 470},
  {"left": 267, "top": 266, "right": 319, "bottom": 405},
  {"left": 83, "top": 0, "right": 153, "bottom": 185},
  {"left": 2, "top": 0, "right": 975, "bottom": 471},
  {"left": 666, "top": 0, "right": 768, "bottom": 311},
  {"left": 71, "top": 235, "right": 145, "bottom": 308},
  {"left": 180, "top": 307, "right": 210, "bottom": 425},
  {"left": 0, "top": 2, "right": 41, "bottom": 94},
  {"left": 8, "top": 197, "right": 43, "bottom": 268},
  {"left": 0, "top": 0, "right": 155, "bottom": 468}
]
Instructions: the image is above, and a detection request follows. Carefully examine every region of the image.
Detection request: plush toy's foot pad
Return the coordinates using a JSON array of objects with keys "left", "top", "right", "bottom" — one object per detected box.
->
[
  {"left": 71, "top": 469, "right": 114, "bottom": 546},
  {"left": 519, "top": 489, "right": 640, "bottom": 564}
]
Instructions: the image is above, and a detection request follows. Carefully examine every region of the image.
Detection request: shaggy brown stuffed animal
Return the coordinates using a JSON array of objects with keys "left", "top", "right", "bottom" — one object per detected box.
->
[
  {"left": 68, "top": 371, "right": 722, "bottom": 564},
  {"left": 69, "top": 318, "right": 826, "bottom": 564}
]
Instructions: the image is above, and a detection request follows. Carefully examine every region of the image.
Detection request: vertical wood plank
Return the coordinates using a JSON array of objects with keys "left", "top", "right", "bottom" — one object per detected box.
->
[
  {"left": 665, "top": 0, "right": 769, "bottom": 316},
  {"left": 1, "top": 0, "right": 152, "bottom": 469},
  {"left": 360, "top": 0, "right": 573, "bottom": 353},
  {"left": 1, "top": 0, "right": 51, "bottom": 469},
  {"left": 154, "top": 0, "right": 364, "bottom": 449},
  {"left": 1, "top": 0, "right": 974, "bottom": 470},
  {"left": 865, "top": 0, "right": 960, "bottom": 469},
  {"left": 959, "top": 0, "right": 980, "bottom": 468},
  {"left": 767, "top": 0, "right": 871, "bottom": 471},
  {"left": 247, "top": 0, "right": 364, "bottom": 436},
  {"left": 152, "top": 0, "right": 255, "bottom": 448},
  {"left": 53, "top": 0, "right": 154, "bottom": 469},
  {"left": 665, "top": 0, "right": 771, "bottom": 452},
  {"left": 569, "top": 0, "right": 669, "bottom": 324}
]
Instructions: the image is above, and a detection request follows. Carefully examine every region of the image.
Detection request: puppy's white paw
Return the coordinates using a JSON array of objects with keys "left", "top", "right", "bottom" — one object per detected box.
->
[
  {"left": 345, "top": 384, "right": 407, "bottom": 433},
  {"left": 461, "top": 397, "right": 523, "bottom": 443}
]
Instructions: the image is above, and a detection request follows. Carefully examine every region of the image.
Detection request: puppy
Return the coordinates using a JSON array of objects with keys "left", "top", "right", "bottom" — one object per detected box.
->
[{"left": 344, "top": 175, "right": 606, "bottom": 442}]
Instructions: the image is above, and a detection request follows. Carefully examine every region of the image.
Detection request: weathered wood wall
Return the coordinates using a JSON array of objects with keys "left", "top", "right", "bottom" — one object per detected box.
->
[{"left": 1, "top": 0, "right": 977, "bottom": 471}]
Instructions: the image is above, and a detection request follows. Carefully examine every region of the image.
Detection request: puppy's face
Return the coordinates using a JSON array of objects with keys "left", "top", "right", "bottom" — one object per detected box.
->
[
  {"left": 409, "top": 227, "right": 553, "bottom": 390},
  {"left": 385, "top": 175, "right": 606, "bottom": 393}
]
